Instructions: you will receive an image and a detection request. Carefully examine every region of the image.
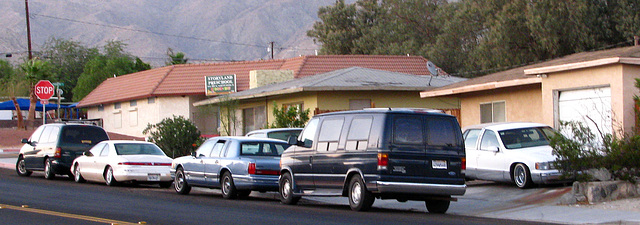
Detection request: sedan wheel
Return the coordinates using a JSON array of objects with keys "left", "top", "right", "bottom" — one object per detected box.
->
[
  {"left": 174, "top": 167, "right": 191, "bottom": 195},
  {"left": 74, "top": 165, "right": 86, "bottom": 183},
  {"left": 104, "top": 166, "right": 118, "bottom": 186},
  {"left": 513, "top": 163, "right": 533, "bottom": 189},
  {"left": 279, "top": 172, "right": 300, "bottom": 205},
  {"left": 44, "top": 158, "right": 56, "bottom": 180},
  {"left": 16, "top": 157, "right": 32, "bottom": 177},
  {"left": 348, "top": 176, "right": 374, "bottom": 211},
  {"left": 221, "top": 172, "right": 237, "bottom": 199}
]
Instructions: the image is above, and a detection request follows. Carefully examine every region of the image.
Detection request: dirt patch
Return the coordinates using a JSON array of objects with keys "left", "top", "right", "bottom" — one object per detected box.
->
[{"left": 0, "top": 127, "right": 144, "bottom": 149}]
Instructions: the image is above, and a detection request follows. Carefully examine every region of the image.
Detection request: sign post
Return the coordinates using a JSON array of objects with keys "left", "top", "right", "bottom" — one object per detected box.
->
[{"left": 34, "top": 80, "right": 55, "bottom": 124}]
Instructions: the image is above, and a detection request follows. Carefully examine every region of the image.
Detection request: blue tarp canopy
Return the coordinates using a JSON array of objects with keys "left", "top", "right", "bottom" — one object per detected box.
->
[{"left": 0, "top": 99, "right": 69, "bottom": 111}]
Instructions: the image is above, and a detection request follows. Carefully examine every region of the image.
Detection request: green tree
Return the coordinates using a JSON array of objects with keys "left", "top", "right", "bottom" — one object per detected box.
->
[
  {"left": 20, "top": 58, "right": 54, "bottom": 121},
  {"left": 72, "top": 41, "right": 150, "bottom": 101},
  {"left": 143, "top": 115, "right": 201, "bottom": 158},
  {"left": 0, "top": 60, "right": 28, "bottom": 129},
  {"left": 270, "top": 102, "right": 310, "bottom": 128},
  {"left": 166, "top": 48, "right": 189, "bottom": 65},
  {"left": 217, "top": 95, "right": 240, "bottom": 136},
  {"left": 38, "top": 37, "right": 99, "bottom": 102},
  {"left": 307, "top": 0, "right": 359, "bottom": 54}
]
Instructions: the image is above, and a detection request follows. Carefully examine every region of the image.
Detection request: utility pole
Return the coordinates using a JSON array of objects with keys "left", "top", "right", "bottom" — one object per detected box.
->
[
  {"left": 269, "top": 42, "right": 274, "bottom": 59},
  {"left": 25, "top": 0, "right": 33, "bottom": 60}
]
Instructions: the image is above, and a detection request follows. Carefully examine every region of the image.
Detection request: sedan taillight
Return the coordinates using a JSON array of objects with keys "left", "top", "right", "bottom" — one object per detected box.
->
[
  {"left": 118, "top": 162, "right": 171, "bottom": 166},
  {"left": 248, "top": 163, "right": 279, "bottom": 175},
  {"left": 54, "top": 147, "right": 62, "bottom": 158}
]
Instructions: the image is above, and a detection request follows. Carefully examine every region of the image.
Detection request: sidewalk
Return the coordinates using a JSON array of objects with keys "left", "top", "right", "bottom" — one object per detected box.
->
[{"left": 1, "top": 155, "right": 639, "bottom": 224}]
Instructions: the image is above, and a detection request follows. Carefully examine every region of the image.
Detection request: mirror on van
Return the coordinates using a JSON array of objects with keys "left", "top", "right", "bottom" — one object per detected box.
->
[
  {"left": 21, "top": 138, "right": 30, "bottom": 145},
  {"left": 83, "top": 150, "right": 94, "bottom": 157},
  {"left": 483, "top": 146, "right": 499, "bottom": 152},
  {"left": 287, "top": 135, "right": 299, "bottom": 146}
]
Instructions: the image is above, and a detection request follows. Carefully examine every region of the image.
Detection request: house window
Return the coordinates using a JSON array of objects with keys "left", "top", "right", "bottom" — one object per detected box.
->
[
  {"left": 114, "top": 102, "right": 121, "bottom": 109},
  {"left": 243, "top": 106, "right": 266, "bottom": 134},
  {"left": 283, "top": 102, "right": 304, "bottom": 111},
  {"left": 98, "top": 105, "right": 104, "bottom": 111},
  {"left": 130, "top": 100, "right": 137, "bottom": 107},
  {"left": 349, "top": 99, "right": 371, "bottom": 110},
  {"left": 480, "top": 101, "right": 506, "bottom": 123},
  {"left": 148, "top": 97, "right": 155, "bottom": 104}
]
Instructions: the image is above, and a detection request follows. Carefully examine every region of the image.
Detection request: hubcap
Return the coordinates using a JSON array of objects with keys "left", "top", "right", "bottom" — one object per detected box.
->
[
  {"left": 223, "top": 176, "right": 230, "bottom": 195},
  {"left": 75, "top": 167, "right": 81, "bottom": 181},
  {"left": 44, "top": 161, "right": 50, "bottom": 175},
  {"left": 18, "top": 160, "right": 26, "bottom": 173},
  {"left": 176, "top": 172, "right": 184, "bottom": 190},
  {"left": 106, "top": 169, "right": 113, "bottom": 183},
  {"left": 282, "top": 179, "right": 291, "bottom": 198},
  {"left": 351, "top": 182, "right": 361, "bottom": 204},
  {"left": 515, "top": 166, "right": 524, "bottom": 186}
]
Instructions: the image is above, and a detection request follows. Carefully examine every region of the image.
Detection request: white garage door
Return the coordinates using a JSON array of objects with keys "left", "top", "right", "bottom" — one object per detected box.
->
[{"left": 558, "top": 87, "right": 612, "bottom": 136}]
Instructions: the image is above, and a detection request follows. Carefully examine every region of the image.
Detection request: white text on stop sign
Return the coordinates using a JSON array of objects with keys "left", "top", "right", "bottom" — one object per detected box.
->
[{"left": 36, "top": 86, "right": 54, "bottom": 95}]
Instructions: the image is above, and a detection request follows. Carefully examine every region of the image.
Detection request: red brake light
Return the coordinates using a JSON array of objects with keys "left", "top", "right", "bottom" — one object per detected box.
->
[
  {"left": 378, "top": 153, "right": 388, "bottom": 170},
  {"left": 248, "top": 163, "right": 256, "bottom": 174},
  {"left": 117, "top": 162, "right": 171, "bottom": 166},
  {"left": 248, "top": 163, "right": 279, "bottom": 175},
  {"left": 461, "top": 157, "right": 466, "bottom": 171},
  {"left": 54, "top": 147, "right": 62, "bottom": 158}
]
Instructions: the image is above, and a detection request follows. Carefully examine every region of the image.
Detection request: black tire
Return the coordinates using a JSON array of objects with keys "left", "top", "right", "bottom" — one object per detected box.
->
[
  {"left": 174, "top": 167, "right": 191, "bottom": 195},
  {"left": 16, "top": 157, "right": 32, "bottom": 177},
  {"left": 44, "top": 158, "right": 56, "bottom": 180},
  {"left": 73, "top": 165, "right": 86, "bottom": 183},
  {"left": 238, "top": 190, "right": 251, "bottom": 198},
  {"left": 513, "top": 163, "right": 533, "bottom": 189},
  {"left": 279, "top": 172, "right": 300, "bottom": 205},
  {"left": 159, "top": 181, "right": 172, "bottom": 188},
  {"left": 104, "top": 166, "right": 118, "bottom": 186},
  {"left": 221, "top": 172, "right": 237, "bottom": 199},
  {"left": 348, "top": 176, "right": 374, "bottom": 211},
  {"left": 425, "top": 198, "right": 451, "bottom": 214}
]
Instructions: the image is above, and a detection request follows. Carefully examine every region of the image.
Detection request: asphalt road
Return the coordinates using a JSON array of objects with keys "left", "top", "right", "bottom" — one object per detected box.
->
[{"left": 0, "top": 168, "right": 550, "bottom": 225}]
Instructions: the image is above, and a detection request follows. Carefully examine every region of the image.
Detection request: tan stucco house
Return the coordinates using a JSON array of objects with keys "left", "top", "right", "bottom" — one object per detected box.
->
[
  {"left": 420, "top": 46, "right": 640, "bottom": 136},
  {"left": 78, "top": 55, "right": 451, "bottom": 137},
  {"left": 194, "top": 67, "right": 465, "bottom": 135}
]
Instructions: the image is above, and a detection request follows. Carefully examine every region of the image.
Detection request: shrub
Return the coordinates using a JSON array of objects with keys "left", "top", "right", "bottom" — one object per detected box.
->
[
  {"left": 143, "top": 115, "right": 202, "bottom": 158},
  {"left": 270, "top": 101, "right": 310, "bottom": 128}
]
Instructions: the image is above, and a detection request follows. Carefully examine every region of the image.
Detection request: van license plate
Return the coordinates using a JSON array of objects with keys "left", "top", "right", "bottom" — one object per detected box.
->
[
  {"left": 147, "top": 174, "right": 160, "bottom": 181},
  {"left": 432, "top": 160, "right": 447, "bottom": 169}
]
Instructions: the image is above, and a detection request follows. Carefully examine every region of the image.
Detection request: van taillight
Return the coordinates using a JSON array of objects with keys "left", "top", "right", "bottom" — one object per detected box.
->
[
  {"left": 461, "top": 157, "right": 466, "bottom": 171},
  {"left": 54, "top": 147, "right": 62, "bottom": 158},
  {"left": 377, "top": 153, "right": 388, "bottom": 170}
]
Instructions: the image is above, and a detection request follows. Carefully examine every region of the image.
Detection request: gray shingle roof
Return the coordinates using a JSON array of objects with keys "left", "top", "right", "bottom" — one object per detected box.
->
[{"left": 194, "top": 67, "right": 466, "bottom": 106}]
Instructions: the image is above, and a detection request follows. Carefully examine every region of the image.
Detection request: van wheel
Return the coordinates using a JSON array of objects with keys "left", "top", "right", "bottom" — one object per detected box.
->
[
  {"left": 16, "top": 157, "right": 32, "bottom": 177},
  {"left": 104, "top": 166, "right": 118, "bottom": 186},
  {"left": 513, "top": 163, "right": 532, "bottom": 189},
  {"left": 44, "top": 158, "right": 56, "bottom": 180},
  {"left": 74, "top": 165, "right": 86, "bottom": 183},
  {"left": 425, "top": 197, "right": 450, "bottom": 214},
  {"left": 279, "top": 172, "right": 300, "bottom": 205},
  {"left": 348, "top": 176, "right": 374, "bottom": 211},
  {"left": 174, "top": 167, "right": 191, "bottom": 195},
  {"left": 221, "top": 172, "right": 237, "bottom": 199}
]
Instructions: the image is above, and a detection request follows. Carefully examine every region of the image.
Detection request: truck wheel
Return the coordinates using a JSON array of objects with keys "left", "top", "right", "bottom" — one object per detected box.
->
[{"left": 348, "top": 176, "right": 374, "bottom": 211}]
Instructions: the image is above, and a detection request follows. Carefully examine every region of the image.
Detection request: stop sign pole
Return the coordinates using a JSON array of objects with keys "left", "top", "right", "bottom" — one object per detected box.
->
[{"left": 34, "top": 80, "right": 55, "bottom": 124}]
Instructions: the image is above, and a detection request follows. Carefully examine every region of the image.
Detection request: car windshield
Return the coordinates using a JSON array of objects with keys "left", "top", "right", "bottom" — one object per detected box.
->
[
  {"left": 267, "top": 130, "right": 301, "bottom": 141},
  {"left": 114, "top": 143, "right": 166, "bottom": 156},
  {"left": 499, "top": 126, "right": 554, "bottom": 149},
  {"left": 241, "top": 142, "right": 290, "bottom": 156}
]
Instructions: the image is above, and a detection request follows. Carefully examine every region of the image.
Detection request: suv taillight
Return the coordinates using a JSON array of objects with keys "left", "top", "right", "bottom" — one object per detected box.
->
[
  {"left": 54, "top": 147, "right": 62, "bottom": 158},
  {"left": 377, "top": 153, "right": 388, "bottom": 170}
]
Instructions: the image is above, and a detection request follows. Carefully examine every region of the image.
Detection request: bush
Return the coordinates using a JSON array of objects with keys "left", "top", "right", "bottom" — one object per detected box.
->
[
  {"left": 270, "top": 101, "right": 310, "bottom": 128},
  {"left": 550, "top": 121, "right": 640, "bottom": 182},
  {"left": 143, "top": 115, "right": 202, "bottom": 158}
]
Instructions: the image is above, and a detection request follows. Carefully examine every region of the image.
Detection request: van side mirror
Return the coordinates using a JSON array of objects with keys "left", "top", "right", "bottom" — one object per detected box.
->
[
  {"left": 489, "top": 146, "right": 499, "bottom": 152},
  {"left": 287, "top": 135, "right": 299, "bottom": 146},
  {"left": 191, "top": 151, "right": 197, "bottom": 158},
  {"left": 83, "top": 150, "right": 94, "bottom": 157},
  {"left": 21, "top": 138, "right": 34, "bottom": 146}
]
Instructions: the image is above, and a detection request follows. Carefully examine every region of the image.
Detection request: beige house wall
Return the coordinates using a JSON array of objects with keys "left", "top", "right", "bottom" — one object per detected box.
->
[
  {"left": 539, "top": 64, "right": 638, "bottom": 133},
  {"left": 316, "top": 91, "right": 460, "bottom": 111},
  {"left": 87, "top": 95, "right": 209, "bottom": 138},
  {"left": 458, "top": 85, "right": 543, "bottom": 128}
]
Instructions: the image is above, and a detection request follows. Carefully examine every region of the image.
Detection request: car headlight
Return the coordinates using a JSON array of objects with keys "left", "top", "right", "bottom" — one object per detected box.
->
[{"left": 535, "top": 162, "right": 554, "bottom": 170}]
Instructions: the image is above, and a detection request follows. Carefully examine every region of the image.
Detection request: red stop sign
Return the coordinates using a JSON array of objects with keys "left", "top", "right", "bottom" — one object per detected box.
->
[{"left": 35, "top": 80, "right": 55, "bottom": 100}]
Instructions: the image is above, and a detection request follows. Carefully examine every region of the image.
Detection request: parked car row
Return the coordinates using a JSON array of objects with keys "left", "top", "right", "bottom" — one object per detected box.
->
[{"left": 16, "top": 109, "right": 570, "bottom": 215}]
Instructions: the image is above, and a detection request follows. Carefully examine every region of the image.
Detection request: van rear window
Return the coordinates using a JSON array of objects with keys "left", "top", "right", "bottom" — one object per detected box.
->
[
  {"left": 393, "top": 117, "right": 423, "bottom": 144},
  {"left": 427, "top": 117, "right": 461, "bottom": 147},
  {"left": 61, "top": 126, "right": 109, "bottom": 145}
]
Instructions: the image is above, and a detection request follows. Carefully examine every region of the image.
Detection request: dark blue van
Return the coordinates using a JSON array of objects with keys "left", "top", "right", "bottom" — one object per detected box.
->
[{"left": 279, "top": 108, "right": 466, "bottom": 213}]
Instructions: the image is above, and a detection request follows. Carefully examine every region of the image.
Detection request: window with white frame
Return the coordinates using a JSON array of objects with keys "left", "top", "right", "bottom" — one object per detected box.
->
[{"left": 480, "top": 101, "right": 506, "bottom": 123}]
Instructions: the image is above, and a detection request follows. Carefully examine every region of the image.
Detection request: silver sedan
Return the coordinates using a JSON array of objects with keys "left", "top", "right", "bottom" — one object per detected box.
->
[
  {"left": 71, "top": 140, "right": 173, "bottom": 188},
  {"left": 171, "top": 136, "right": 290, "bottom": 199}
]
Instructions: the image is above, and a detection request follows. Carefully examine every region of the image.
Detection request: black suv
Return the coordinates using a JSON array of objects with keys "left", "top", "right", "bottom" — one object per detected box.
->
[
  {"left": 279, "top": 108, "right": 466, "bottom": 213},
  {"left": 16, "top": 123, "right": 110, "bottom": 179}
]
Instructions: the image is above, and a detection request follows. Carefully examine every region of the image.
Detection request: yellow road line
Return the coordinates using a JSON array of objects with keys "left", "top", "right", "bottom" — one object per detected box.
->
[{"left": 0, "top": 203, "right": 143, "bottom": 225}]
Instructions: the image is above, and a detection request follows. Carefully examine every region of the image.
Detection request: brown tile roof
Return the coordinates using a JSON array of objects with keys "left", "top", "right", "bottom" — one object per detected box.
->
[
  {"left": 423, "top": 45, "right": 640, "bottom": 96},
  {"left": 78, "top": 55, "right": 439, "bottom": 107}
]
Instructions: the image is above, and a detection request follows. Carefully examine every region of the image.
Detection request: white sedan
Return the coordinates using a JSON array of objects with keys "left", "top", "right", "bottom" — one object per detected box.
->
[
  {"left": 463, "top": 122, "right": 570, "bottom": 188},
  {"left": 71, "top": 140, "right": 173, "bottom": 188}
]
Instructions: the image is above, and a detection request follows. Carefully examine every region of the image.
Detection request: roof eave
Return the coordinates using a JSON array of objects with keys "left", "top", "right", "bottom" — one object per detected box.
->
[
  {"left": 524, "top": 57, "right": 640, "bottom": 75},
  {"left": 420, "top": 78, "right": 542, "bottom": 98},
  {"left": 193, "top": 87, "right": 305, "bottom": 106}
]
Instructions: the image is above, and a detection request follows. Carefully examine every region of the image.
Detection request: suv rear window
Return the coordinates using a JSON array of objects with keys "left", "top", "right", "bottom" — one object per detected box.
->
[{"left": 61, "top": 126, "right": 109, "bottom": 145}]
